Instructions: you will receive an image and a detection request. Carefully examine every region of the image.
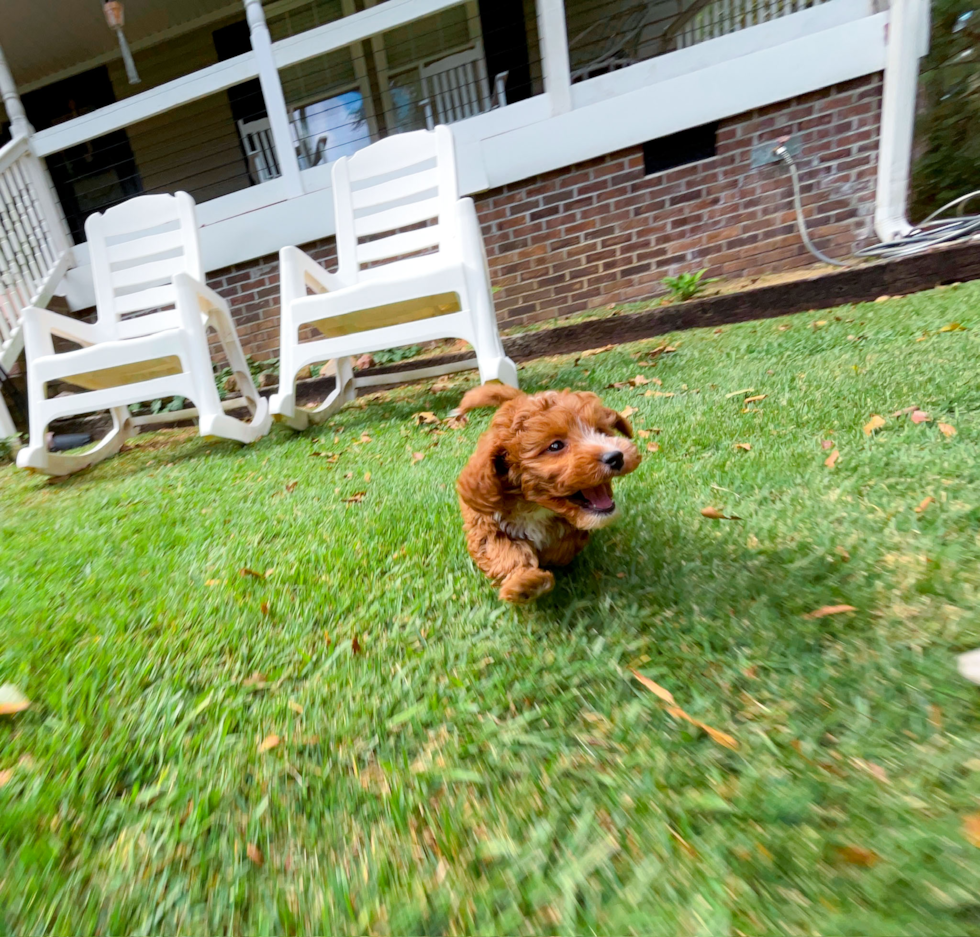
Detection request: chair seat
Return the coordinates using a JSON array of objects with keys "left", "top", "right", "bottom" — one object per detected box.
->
[{"left": 30, "top": 329, "right": 188, "bottom": 387}]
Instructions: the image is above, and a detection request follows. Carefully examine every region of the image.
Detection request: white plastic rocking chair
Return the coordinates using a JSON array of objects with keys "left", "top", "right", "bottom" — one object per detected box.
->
[
  {"left": 17, "top": 192, "right": 271, "bottom": 475},
  {"left": 270, "top": 125, "right": 517, "bottom": 429}
]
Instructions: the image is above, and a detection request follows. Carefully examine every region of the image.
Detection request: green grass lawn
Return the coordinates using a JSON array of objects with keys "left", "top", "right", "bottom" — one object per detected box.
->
[{"left": 3, "top": 284, "right": 980, "bottom": 935}]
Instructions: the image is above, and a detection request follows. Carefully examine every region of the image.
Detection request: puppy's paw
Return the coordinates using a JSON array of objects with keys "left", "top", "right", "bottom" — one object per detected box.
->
[{"left": 499, "top": 568, "right": 554, "bottom": 605}]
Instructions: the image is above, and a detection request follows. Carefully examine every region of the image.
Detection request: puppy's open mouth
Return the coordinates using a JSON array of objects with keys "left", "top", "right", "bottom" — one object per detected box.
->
[{"left": 568, "top": 483, "right": 616, "bottom": 514}]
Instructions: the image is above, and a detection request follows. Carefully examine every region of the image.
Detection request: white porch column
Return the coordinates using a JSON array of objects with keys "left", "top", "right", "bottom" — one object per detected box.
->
[
  {"left": 0, "top": 43, "right": 32, "bottom": 138},
  {"left": 874, "top": 0, "right": 928, "bottom": 242},
  {"left": 537, "top": 0, "right": 573, "bottom": 116},
  {"left": 243, "top": 0, "right": 303, "bottom": 197}
]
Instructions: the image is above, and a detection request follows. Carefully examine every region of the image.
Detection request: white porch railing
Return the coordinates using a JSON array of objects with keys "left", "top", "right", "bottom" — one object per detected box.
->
[
  {"left": 0, "top": 134, "right": 73, "bottom": 436},
  {"left": 675, "top": 0, "right": 826, "bottom": 48}
]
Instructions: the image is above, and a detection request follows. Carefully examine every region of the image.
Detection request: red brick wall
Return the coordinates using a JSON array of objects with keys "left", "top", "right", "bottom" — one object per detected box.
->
[{"left": 207, "top": 73, "right": 883, "bottom": 358}]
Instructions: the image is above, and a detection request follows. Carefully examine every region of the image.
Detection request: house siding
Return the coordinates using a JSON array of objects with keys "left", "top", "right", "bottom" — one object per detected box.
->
[{"left": 207, "top": 73, "right": 883, "bottom": 360}]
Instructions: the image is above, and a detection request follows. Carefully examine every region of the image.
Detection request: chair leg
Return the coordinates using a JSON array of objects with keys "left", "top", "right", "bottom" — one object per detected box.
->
[
  {"left": 194, "top": 313, "right": 271, "bottom": 445},
  {"left": 273, "top": 356, "right": 356, "bottom": 431},
  {"left": 467, "top": 283, "right": 518, "bottom": 389},
  {"left": 17, "top": 405, "right": 134, "bottom": 476},
  {"left": 306, "top": 357, "right": 356, "bottom": 425},
  {"left": 0, "top": 393, "right": 16, "bottom": 439}
]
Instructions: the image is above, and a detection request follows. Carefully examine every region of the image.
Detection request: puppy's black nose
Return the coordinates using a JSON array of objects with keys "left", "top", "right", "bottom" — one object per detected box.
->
[{"left": 601, "top": 450, "right": 624, "bottom": 471}]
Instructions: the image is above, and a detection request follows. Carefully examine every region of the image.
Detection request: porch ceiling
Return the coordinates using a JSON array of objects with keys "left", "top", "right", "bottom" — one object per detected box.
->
[{"left": 0, "top": 0, "right": 240, "bottom": 89}]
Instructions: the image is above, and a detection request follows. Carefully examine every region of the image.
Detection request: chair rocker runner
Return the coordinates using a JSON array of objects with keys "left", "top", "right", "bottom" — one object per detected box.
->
[
  {"left": 271, "top": 125, "right": 517, "bottom": 430},
  {"left": 17, "top": 191, "right": 270, "bottom": 475}
]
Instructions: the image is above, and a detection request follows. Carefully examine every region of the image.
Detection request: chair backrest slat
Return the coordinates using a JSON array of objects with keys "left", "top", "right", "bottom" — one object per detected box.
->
[
  {"left": 86, "top": 191, "right": 203, "bottom": 338},
  {"left": 332, "top": 127, "right": 459, "bottom": 279}
]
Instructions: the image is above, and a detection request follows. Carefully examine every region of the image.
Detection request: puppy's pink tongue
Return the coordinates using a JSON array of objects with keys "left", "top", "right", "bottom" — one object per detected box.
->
[{"left": 581, "top": 484, "right": 614, "bottom": 510}]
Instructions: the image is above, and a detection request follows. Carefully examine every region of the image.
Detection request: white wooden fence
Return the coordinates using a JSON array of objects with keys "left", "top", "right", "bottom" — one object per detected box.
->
[
  {"left": 0, "top": 134, "right": 73, "bottom": 437},
  {"left": 675, "top": 0, "right": 826, "bottom": 48}
]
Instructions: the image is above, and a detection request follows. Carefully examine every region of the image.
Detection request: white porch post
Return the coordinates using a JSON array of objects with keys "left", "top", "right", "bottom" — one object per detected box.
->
[
  {"left": 243, "top": 0, "right": 303, "bottom": 197},
  {"left": 537, "top": 0, "right": 573, "bottom": 116},
  {"left": 874, "top": 0, "right": 928, "bottom": 242},
  {"left": 0, "top": 43, "right": 32, "bottom": 138}
]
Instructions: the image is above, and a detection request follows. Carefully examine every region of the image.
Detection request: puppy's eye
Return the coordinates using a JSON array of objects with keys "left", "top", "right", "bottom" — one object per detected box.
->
[{"left": 547, "top": 440, "right": 565, "bottom": 452}]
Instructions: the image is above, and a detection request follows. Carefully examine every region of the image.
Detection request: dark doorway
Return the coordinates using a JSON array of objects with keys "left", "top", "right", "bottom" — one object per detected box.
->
[
  {"left": 213, "top": 19, "right": 267, "bottom": 125},
  {"left": 477, "top": 0, "right": 533, "bottom": 104},
  {"left": 21, "top": 66, "right": 143, "bottom": 243}
]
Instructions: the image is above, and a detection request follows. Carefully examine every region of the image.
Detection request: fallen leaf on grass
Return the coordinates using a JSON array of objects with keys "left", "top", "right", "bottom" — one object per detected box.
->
[
  {"left": 734, "top": 443, "right": 752, "bottom": 451},
  {"left": 620, "top": 406, "right": 638, "bottom": 418},
  {"left": 836, "top": 845, "right": 880, "bottom": 867},
  {"left": 645, "top": 390, "right": 674, "bottom": 398},
  {"left": 258, "top": 734, "right": 280, "bottom": 753},
  {"left": 359, "top": 433, "right": 372, "bottom": 444},
  {"left": 863, "top": 415, "right": 886, "bottom": 435},
  {"left": 744, "top": 394, "right": 767, "bottom": 404},
  {"left": 647, "top": 442, "right": 660, "bottom": 452},
  {"left": 963, "top": 814, "right": 980, "bottom": 848},
  {"left": 726, "top": 387, "right": 754, "bottom": 398},
  {"left": 364, "top": 472, "right": 371, "bottom": 482},
  {"left": 938, "top": 422, "right": 956, "bottom": 437},
  {"left": 578, "top": 344, "right": 615, "bottom": 359},
  {"left": 413, "top": 411, "right": 440, "bottom": 425},
  {"left": 0, "top": 769, "right": 11, "bottom": 786},
  {"left": 835, "top": 546, "right": 851, "bottom": 561},
  {"left": 240, "top": 568, "right": 265, "bottom": 579},
  {"left": 637, "top": 429, "right": 651, "bottom": 438},
  {"left": 0, "top": 685, "right": 30, "bottom": 716},
  {"left": 444, "top": 414, "right": 468, "bottom": 430},
  {"left": 247, "top": 843, "right": 264, "bottom": 866},
  {"left": 914, "top": 496, "right": 935, "bottom": 514},
  {"left": 285, "top": 480, "right": 298, "bottom": 494},
  {"left": 821, "top": 439, "right": 834, "bottom": 450},
  {"left": 630, "top": 671, "right": 737, "bottom": 749},
  {"left": 911, "top": 410, "right": 931, "bottom": 424},
  {"left": 351, "top": 635, "right": 362, "bottom": 654},
  {"left": 851, "top": 757, "right": 890, "bottom": 784},
  {"left": 343, "top": 491, "right": 366, "bottom": 504},
  {"left": 825, "top": 449, "right": 840, "bottom": 468},
  {"left": 939, "top": 322, "right": 968, "bottom": 332},
  {"left": 288, "top": 700, "right": 304, "bottom": 715},
  {"left": 412, "top": 452, "right": 425, "bottom": 464},
  {"left": 205, "top": 579, "right": 222, "bottom": 587},
  {"left": 260, "top": 601, "right": 270, "bottom": 616},
  {"left": 701, "top": 506, "right": 741, "bottom": 520},
  {"left": 804, "top": 604, "right": 857, "bottom": 619}
]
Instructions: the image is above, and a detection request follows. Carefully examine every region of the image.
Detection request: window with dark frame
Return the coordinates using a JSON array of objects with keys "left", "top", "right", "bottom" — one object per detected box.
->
[{"left": 642, "top": 122, "right": 718, "bottom": 176}]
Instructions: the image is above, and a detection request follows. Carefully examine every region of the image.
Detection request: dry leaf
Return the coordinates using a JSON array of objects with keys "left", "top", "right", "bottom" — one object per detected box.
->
[
  {"left": 726, "top": 388, "right": 754, "bottom": 399},
  {"left": 929, "top": 703, "right": 943, "bottom": 732},
  {"left": 412, "top": 452, "right": 425, "bottom": 464},
  {"left": 666, "top": 704, "right": 739, "bottom": 750},
  {"left": 205, "top": 579, "right": 222, "bottom": 587},
  {"left": 260, "top": 601, "right": 270, "bottom": 616},
  {"left": 804, "top": 604, "right": 857, "bottom": 619},
  {"left": 863, "top": 415, "right": 886, "bottom": 435},
  {"left": 578, "top": 344, "right": 615, "bottom": 359},
  {"left": 631, "top": 670, "right": 675, "bottom": 704},
  {"left": 647, "top": 442, "right": 660, "bottom": 452},
  {"left": 874, "top": 295, "right": 891, "bottom": 303},
  {"left": 631, "top": 375, "right": 650, "bottom": 386},
  {"left": 638, "top": 429, "right": 651, "bottom": 438},
  {"left": 836, "top": 845, "right": 880, "bottom": 867},
  {"left": 914, "top": 496, "right": 935, "bottom": 514},
  {"left": 413, "top": 411, "right": 440, "bottom": 425},
  {"left": 0, "top": 684, "right": 30, "bottom": 716},
  {"left": 247, "top": 843, "right": 264, "bottom": 866},
  {"left": 363, "top": 472, "right": 371, "bottom": 483},
  {"left": 734, "top": 442, "right": 751, "bottom": 451},
  {"left": 835, "top": 546, "right": 851, "bottom": 562},
  {"left": 939, "top": 322, "right": 967, "bottom": 332},
  {"left": 911, "top": 410, "right": 931, "bottom": 424},
  {"left": 778, "top": 324, "right": 791, "bottom": 331},
  {"left": 343, "top": 491, "right": 366, "bottom": 504},
  {"left": 825, "top": 449, "right": 840, "bottom": 468},
  {"left": 963, "top": 814, "right": 980, "bottom": 848},
  {"left": 0, "top": 769, "right": 11, "bottom": 787},
  {"left": 821, "top": 439, "right": 834, "bottom": 450},
  {"left": 645, "top": 390, "right": 674, "bottom": 398},
  {"left": 744, "top": 394, "right": 767, "bottom": 404},
  {"left": 938, "top": 422, "right": 956, "bottom": 437},
  {"left": 344, "top": 472, "right": 353, "bottom": 480},
  {"left": 620, "top": 406, "right": 638, "bottom": 418},
  {"left": 243, "top": 671, "right": 268, "bottom": 688},
  {"left": 285, "top": 480, "right": 298, "bottom": 494},
  {"left": 444, "top": 414, "right": 468, "bottom": 430},
  {"left": 351, "top": 635, "right": 362, "bottom": 654},
  {"left": 288, "top": 700, "right": 304, "bottom": 715},
  {"left": 700, "top": 506, "right": 741, "bottom": 520},
  {"left": 240, "top": 568, "right": 264, "bottom": 579},
  {"left": 359, "top": 433, "right": 372, "bottom": 444},
  {"left": 258, "top": 734, "right": 280, "bottom": 753}
]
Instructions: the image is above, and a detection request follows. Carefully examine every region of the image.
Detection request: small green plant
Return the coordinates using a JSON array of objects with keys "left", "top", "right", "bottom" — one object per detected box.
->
[
  {"left": 372, "top": 345, "right": 423, "bottom": 365},
  {"left": 661, "top": 268, "right": 717, "bottom": 303},
  {"left": 0, "top": 435, "right": 19, "bottom": 463}
]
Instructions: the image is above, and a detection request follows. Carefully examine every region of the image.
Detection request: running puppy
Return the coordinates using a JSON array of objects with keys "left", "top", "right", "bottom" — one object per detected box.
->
[{"left": 456, "top": 384, "right": 641, "bottom": 603}]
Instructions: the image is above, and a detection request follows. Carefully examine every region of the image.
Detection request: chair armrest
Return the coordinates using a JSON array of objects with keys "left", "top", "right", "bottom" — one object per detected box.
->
[
  {"left": 21, "top": 306, "right": 100, "bottom": 358},
  {"left": 173, "top": 271, "right": 231, "bottom": 318},
  {"left": 279, "top": 246, "right": 344, "bottom": 309}
]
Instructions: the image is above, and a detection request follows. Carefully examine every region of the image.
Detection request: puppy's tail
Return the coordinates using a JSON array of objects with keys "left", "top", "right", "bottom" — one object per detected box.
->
[{"left": 455, "top": 382, "right": 523, "bottom": 415}]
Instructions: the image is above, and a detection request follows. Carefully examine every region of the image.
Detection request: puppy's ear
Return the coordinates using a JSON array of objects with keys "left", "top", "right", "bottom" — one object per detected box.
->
[
  {"left": 606, "top": 408, "right": 634, "bottom": 438},
  {"left": 457, "top": 431, "right": 512, "bottom": 514},
  {"left": 455, "top": 382, "right": 523, "bottom": 415}
]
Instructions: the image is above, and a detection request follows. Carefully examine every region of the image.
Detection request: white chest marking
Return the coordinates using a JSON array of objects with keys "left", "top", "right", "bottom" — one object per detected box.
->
[{"left": 496, "top": 506, "right": 560, "bottom": 551}]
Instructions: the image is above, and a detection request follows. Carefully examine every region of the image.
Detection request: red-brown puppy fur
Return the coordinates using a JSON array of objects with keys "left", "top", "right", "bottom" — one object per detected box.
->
[{"left": 456, "top": 384, "right": 641, "bottom": 603}]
